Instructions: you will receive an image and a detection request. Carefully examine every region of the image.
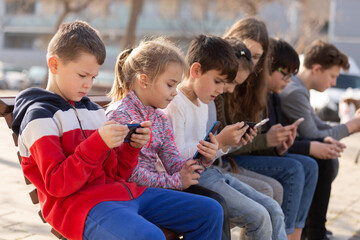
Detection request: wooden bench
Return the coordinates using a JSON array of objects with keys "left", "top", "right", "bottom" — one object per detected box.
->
[{"left": 0, "top": 95, "right": 180, "bottom": 240}]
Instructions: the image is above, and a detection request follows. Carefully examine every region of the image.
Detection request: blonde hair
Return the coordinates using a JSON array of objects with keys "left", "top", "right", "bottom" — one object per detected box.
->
[{"left": 108, "top": 38, "right": 185, "bottom": 103}]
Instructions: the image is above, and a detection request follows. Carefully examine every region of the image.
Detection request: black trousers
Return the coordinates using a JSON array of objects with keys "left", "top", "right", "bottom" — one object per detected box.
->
[
  {"left": 304, "top": 158, "right": 339, "bottom": 240},
  {"left": 184, "top": 184, "right": 231, "bottom": 240}
]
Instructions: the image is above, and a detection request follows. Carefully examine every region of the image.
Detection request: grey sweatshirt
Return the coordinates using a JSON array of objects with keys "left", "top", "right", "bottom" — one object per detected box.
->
[{"left": 279, "top": 75, "right": 349, "bottom": 140}]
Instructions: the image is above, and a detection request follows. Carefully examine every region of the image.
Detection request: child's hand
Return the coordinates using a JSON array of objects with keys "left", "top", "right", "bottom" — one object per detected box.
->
[
  {"left": 98, "top": 120, "right": 129, "bottom": 149},
  {"left": 180, "top": 159, "right": 203, "bottom": 190},
  {"left": 323, "top": 136, "right": 346, "bottom": 150},
  {"left": 197, "top": 133, "right": 219, "bottom": 163},
  {"left": 240, "top": 126, "right": 258, "bottom": 146},
  {"left": 310, "top": 141, "right": 342, "bottom": 159},
  {"left": 129, "top": 121, "right": 152, "bottom": 149},
  {"left": 266, "top": 124, "right": 294, "bottom": 147},
  {"left": 275, "top": 126, "right": 296, "bottom": 155},
  {"left": 216, "top": 122, "right": 246, "bottom": 149}
]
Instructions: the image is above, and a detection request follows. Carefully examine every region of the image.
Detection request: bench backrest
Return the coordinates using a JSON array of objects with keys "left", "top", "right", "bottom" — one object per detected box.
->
[{"left": 0, "top": 95, "right": 179, "bottom": 240}]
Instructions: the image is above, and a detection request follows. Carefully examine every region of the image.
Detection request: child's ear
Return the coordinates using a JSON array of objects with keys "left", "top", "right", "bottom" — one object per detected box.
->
[
  {"left": 138, "top": 73, "right": 150, "bottom": 89},
  {"left": 190, "top": 62, "right": 202, "bottom": 78},
  {"left": 311, "top": 64, "right": 322, "bottom": 75},
  {"left": 48, "top": 56, "right": 59, "bottom": 74}
]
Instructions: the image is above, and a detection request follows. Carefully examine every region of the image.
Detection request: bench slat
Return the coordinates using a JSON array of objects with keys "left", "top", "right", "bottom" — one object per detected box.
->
[
  {"left": 38, "top": 210, "right": 46, "bottom": 223},
  {"left": 0, "top": 97, "right": 15, "bottom": 117},
  {"left": 51, "top": 228, "right": 67, "bottom": 239},
  {"left": 29, "top": 188, "right": 39, "bottom": 204}
]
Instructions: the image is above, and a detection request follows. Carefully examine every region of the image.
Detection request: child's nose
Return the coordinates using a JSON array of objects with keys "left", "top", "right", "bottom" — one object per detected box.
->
[
  {"left": 217, "top": 85, "right": 224, "bottom": 94},
  {"left": 84, "top": 78, "right": 93, "bottom": 88}
]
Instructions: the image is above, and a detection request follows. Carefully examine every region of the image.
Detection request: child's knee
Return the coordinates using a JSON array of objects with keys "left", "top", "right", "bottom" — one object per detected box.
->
[{"left": 136, "top": 226, "right": 166, "bottom": 240}]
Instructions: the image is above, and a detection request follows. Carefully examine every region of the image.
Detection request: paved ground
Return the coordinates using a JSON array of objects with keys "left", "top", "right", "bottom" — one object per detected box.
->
[{"left": 1, "top": 89, "right": 360, "bottom": 240}]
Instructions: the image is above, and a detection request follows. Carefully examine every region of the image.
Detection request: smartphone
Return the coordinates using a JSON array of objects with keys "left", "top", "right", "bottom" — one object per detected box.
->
[
  {"left": 193, "top": 121, "right": 221, "bottom": 159},
  {"left": 254, "top": 118, "right": 270, "bottom": 129},
  {"left": 124, "top": 123, "right": 142, "bottom": 143},
  {"left": 292, "top": 117, "right": 304, "bottom": 126},
  {"left": 243, "top": 118, "right": 270, "bottom": 133}
]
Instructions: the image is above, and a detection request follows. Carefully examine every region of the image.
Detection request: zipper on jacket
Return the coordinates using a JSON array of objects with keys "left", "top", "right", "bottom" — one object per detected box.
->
[
  {"left": 69, "top": 103, "right": 132, "bottom": 197},
  {"left": 120, "top": 182, "right": 134, "bottom": 199},
  {"left": 69, "top": 104, "right": 112, "bottom": 166},
  {"left": 70, "top": 104, "right": 87, "bottom": 139}
]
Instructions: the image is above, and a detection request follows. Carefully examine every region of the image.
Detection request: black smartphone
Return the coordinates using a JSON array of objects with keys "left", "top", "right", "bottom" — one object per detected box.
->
[
  {"left": 243, "top": 118, "right": 269, "bottom": 133},
  {"left": 124, "top": 124, "right": 142, "bottom": 143},
  {"left": 193, "top": 121, "right": 221, "bottom": 159}
]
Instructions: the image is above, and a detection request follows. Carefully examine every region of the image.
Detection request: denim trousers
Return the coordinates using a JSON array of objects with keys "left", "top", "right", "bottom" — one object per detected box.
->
[
  {"left": 184, "top": 184, "right": 231, "bottom": 240},
  {"left": 83, "top": 188, "right": 223, "bottom": 240},
  {"left": 232, "top": 154, "right": 318, "bottom": 234},
  {"left": 198, "top": 167, "right": 287, "bottom": 240}
]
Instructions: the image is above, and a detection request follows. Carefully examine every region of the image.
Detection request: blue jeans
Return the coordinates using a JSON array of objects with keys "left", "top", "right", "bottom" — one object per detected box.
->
[
  {"left": 232, "top": 154, "right": 318, "bottom": 234},
  {"left": 198, "top": 167, "right": 287, "bottom": 240},
  {"left": 83, "top": 188, "right": 223, "bottom": 240}
]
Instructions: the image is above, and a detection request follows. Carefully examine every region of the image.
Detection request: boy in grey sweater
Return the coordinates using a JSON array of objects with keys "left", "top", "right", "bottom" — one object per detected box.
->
[
  {"left": 280, "top": 40, "right": 360, "bottom": 240},
  {"left": 280, "top": 40, "right": 360, "bottom": 140}
]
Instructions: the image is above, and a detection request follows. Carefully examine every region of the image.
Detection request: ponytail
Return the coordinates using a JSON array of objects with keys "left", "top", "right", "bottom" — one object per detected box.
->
[
  {"left": 108, "top": 48, "right": 133, "bottom": 103},
  {"left": 108, "top": 38, "right": 185, "bottom": 105}
]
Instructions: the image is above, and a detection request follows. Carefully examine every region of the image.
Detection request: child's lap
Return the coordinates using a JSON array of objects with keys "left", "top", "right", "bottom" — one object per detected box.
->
[{"left": 84, "top": 187, "right": 222, "bottom": 238}]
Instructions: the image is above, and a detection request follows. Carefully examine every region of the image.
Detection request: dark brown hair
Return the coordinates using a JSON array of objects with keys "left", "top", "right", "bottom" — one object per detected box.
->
[
  {"left": 269, "top": 38, "right": 300, "bottom": 74},
  {"left": 185, "top": 34, "right": 238, "bottom": 82},
  {"left": 47, "top": 20, "right": 106, "bottom": 65},
  {"left": 108, "top": 37, "right": 185, "bottom": 103},
  {"left": 223, "top": 17, "right": 269, "bottom": 122},
  {"left": 225, "top": 37, "right": 254, "bottom": 75},
  {"left": 303, "top": 40, "right": 349, "bottom": 71}
]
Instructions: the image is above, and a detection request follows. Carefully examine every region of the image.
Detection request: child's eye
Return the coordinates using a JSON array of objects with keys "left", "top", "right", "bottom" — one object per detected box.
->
[{"left": 79, "top": 74, "right": 86, "bottom": 78}]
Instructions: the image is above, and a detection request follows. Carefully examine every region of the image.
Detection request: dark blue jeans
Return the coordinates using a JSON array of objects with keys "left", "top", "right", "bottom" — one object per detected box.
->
[
  {"left": 232, "top": 154, "right": 318, "bottom": 234},
  {"left": 83, "top": 188, "right": 223, "bottom": 240}
]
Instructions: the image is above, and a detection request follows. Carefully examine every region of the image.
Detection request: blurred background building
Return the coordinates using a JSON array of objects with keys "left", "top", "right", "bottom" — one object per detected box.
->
[{"left": 0, "top": 0, "right": 359, "bottom": 93}]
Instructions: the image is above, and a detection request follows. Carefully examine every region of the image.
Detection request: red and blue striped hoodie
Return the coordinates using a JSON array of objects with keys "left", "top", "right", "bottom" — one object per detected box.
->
[{"left": 11, "top": 88, "right": 146, "bottom": 240}]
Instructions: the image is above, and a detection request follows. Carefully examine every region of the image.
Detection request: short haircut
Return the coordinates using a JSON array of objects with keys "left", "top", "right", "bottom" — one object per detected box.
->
[
  {"left": 185, "top": 35, "right": 238, "bottom": 82},
  {"left": 303, "top": 40, "right": 349, "bottom": 71},
  {"left": 47, "top": 20, "right": 106, "bottom": 65},
  {"left": 269, "top": 38, "right": 299, "bottom": 74}
]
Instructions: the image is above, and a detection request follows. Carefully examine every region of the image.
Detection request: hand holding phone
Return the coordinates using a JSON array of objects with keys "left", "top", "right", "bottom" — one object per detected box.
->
[
  {"left": 124, "top": 124, "right": 143, "bottom": 143},
  {"left": 243, "top": 118, "right": 270, "bottom": 133},
  {"left": 193, "top": 121, "right": 221, "bottom": 159}
]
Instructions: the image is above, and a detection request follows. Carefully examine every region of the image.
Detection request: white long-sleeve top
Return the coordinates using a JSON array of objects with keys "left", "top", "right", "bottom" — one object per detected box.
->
[{"left": 163, "top": 89, "right": 226, "bottom": 161}]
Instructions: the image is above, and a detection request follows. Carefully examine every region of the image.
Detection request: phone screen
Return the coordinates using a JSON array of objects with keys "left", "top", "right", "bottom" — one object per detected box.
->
[
  {"left": 124, "top": 124, "right": 142, "bottom": 143},
  {"left": 254, "top": 118, "right": 270, "bottom": 128},
  {"left": 193, "top": 121, "right": 221, "bottom": 159},
  {"left": 243, "top": 118, "right": 269, "bottom": 133}
]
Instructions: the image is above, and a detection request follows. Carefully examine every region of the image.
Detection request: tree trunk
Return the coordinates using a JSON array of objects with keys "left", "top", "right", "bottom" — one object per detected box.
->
[{"left": 122, "top": 0, "right": 144, "bottom": 49}]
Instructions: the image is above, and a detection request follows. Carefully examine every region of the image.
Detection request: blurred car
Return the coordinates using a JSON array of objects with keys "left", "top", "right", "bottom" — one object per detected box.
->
[
  {"left": 28, "top": 66, "right": 47, "bottom": 87},
  {"left": 309, "top": 56, "right": 360, "bottom": 122},
  {"left": 0, "top": 61, "right": 8, "bottom": 89},
  {"left": 90, "top": 70, "right": 114, "bottom": 95},
  {"left": 4, "top": 64, "right": 31, "bottom": 90},
  {"left": 5, "top": 70, "right": 30, "bottom": 90}
]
